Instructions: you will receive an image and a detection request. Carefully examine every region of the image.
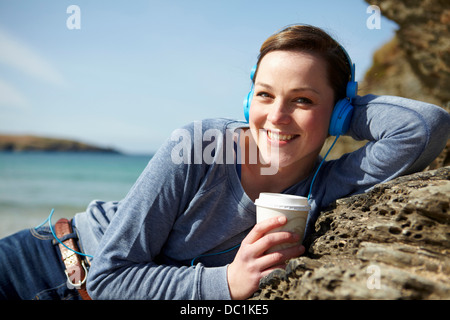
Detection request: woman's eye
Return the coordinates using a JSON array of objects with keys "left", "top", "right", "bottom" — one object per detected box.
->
[
  {"left": 256, "top": 91, "right": 272, "bottom": 99},
  {"left": 295, "top": 97, "right": 313, "bottom": 104}
]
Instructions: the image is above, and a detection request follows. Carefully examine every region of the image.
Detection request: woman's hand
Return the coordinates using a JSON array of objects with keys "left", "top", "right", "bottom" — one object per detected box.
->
[{"left": 227, "top": 216, "right": 305, "bottom": 300}]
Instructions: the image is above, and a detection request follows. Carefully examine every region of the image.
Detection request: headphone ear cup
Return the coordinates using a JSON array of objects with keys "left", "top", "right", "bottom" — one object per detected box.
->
[
  {"left": 346, "top": 80, "right": 358, "bottom": 100},
  {"left": 243, "top": 65, "right": 257, "bottom": 123},
  {"left": 243, "top": 88, "right": 253, "bottom": 123},
  {"left": 329, "top": 99, "right": 354, "bottom": 136}
]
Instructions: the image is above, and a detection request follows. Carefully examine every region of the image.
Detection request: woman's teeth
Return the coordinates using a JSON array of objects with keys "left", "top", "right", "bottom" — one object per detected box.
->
[{"left": 267, "top": 130, "right": 296, "bottom": 141}]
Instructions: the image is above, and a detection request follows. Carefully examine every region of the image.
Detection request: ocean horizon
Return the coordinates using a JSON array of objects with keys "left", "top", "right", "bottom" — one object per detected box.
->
[{"left": 0, "top": 152, "right": 152, "bottom": 238}]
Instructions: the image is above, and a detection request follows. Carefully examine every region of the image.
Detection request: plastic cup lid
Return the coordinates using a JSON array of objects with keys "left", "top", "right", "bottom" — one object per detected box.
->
[{"left": 255, "top": 193, "right": 311, "bottom": 211}]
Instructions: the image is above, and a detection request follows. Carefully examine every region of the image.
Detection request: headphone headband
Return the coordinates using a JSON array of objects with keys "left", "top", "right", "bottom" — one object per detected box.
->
[{"left": 338, "top": 45, "right": 358, "bottom": 100}]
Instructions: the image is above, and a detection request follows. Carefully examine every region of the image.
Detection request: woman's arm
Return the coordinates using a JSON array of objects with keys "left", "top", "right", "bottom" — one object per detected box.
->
[
  {"left": 86, "top": 125, "right": 231, "bottom": 300},
  {"left": 321, "top": 94, "right": 450, "bottom": 203},
  {"left": 350, "top": 94, "right": 449, "bottom": 175}
]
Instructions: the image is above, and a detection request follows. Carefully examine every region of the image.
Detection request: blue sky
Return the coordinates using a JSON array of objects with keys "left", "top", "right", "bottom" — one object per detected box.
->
[{"left": 0, "top": 0, "right": 397, "bottom": 154}]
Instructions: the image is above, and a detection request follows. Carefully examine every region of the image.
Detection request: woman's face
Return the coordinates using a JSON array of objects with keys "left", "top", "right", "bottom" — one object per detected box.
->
[{"left": 249, "top": 50, "right": 335, "bottom": 172}]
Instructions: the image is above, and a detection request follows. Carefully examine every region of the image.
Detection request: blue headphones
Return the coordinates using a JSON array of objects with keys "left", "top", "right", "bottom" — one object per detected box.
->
[{"left": 243, "top": 46, "right": 358, "bottom": 136}]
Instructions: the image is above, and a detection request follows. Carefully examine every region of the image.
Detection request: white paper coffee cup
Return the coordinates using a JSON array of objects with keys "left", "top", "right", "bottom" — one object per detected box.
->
[{"left": 255, "top": 193, "right": 310, "bottom": 252}]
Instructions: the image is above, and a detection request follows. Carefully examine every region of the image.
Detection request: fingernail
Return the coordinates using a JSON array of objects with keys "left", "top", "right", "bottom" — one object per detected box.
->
[{"left": 277, "top": 216, "right": 287, "bottom": 224}]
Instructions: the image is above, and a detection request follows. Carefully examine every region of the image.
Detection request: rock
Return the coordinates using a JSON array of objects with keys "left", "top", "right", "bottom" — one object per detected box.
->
[
  {"left": 0, "top": 134, "right": 121, "bottom": 153},
  {"left": 361, "top": 0, "right": 450, "bottom": 108},
  {"left": 322, "top": 0, "right": 450, "bottom": 165},
  {"left": 252, "top": 167, "right": 450, "bottom": 300},
  {"left": 359, "top": 0, "right": 450, "bottom": 170}
]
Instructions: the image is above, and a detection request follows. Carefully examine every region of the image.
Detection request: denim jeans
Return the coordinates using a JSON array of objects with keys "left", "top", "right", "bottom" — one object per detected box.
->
[{"left": 0, "top": 225, "right": 82, "bottom": 300}]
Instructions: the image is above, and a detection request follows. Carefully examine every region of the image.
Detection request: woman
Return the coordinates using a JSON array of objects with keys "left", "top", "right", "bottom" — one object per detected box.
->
[{"left": 1, "top": 25, "right": 449, "bottom": 300}]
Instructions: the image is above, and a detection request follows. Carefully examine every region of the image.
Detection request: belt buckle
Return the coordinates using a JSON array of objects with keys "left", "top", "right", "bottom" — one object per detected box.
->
[{"left": 65, "top": 260, "right": 88, "bottom": 290}]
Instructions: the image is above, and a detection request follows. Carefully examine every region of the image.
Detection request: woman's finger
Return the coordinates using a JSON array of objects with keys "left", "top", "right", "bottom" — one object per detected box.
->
[
  {"left": 256, "top": 243, "right": 303, "bottom": 271},
  {"left": 243, "top": 216, "right": 287, "bottom": 245},
  {"left": 252, "top": 231, "right": 299, "bottom": 257}
]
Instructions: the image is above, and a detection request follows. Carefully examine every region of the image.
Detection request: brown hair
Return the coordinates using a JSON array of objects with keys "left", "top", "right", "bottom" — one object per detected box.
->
[{"left": 255, "top": 25, "right": 351, "bottom": 103}]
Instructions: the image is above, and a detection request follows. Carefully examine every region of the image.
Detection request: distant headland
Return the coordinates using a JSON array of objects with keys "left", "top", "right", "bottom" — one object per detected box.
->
[{"left": 0, "top": 134, "right": 121, "bottom": 154}]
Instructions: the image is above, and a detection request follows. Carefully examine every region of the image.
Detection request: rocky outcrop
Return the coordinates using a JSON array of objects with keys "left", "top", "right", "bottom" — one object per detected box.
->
[
  {"left": 322, "top": 0, "right": 450, "bottom": 163},
  {"left": 353, "top": 0, "right": 450, "bottom": 169},
  {"left": 360, "top": 0, "right": 450, "bottom": 109},
  {"left": 0, "top": 135, "right": 120, "bottom": 153},
  {"left": 253, "top": 166, "right": 450, "bottom": 300}
]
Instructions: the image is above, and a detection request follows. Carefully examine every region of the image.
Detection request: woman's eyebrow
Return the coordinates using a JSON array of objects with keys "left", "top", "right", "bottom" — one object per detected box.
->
[
  {"left": 255, "top": 82, "right": 273, "bottom": 90},
  {"left": 255, "top": 82, "right": 320, "bottom": 95}
]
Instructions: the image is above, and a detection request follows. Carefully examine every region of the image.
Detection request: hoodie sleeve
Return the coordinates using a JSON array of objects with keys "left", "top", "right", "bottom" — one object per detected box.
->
[
  {"left": 319, "top": 94, "right": 450, "bottom": 204},
  {"left": 86, "top": 123, "right": 232, "bottom": 300}
]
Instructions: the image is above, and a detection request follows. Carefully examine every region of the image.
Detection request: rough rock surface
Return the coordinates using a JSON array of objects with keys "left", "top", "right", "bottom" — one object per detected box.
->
[{"left": 252, "top": 166, "right": 450, "bottom": 300}]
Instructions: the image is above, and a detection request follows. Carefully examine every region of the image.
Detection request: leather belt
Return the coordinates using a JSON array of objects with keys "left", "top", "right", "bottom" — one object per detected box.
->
[{"left": 54, "top": 218, "right": 92, "bottom": 300}]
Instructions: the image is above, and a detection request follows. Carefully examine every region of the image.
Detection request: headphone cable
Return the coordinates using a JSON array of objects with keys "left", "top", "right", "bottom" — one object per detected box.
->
[{"left": 307, "top": 134, "right": 340, "bottom": 201}]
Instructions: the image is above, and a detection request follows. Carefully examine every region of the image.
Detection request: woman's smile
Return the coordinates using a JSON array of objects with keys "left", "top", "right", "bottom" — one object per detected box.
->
[{"left": 266, "top": 130, "right": 300, "bottom": 144}]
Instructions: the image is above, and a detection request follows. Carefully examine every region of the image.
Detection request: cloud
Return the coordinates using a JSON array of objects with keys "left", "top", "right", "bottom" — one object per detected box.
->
[
  {"left": 0, "top": 27, "right": 66, "bottom": 87},
  {"left": 0, "top": 77, "right": 30, "bottom": 110}
]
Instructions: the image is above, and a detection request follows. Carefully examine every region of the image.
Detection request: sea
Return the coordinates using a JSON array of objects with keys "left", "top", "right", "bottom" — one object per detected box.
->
[{"left": 0, "top": 152, "right": 152, "bottom": 238}]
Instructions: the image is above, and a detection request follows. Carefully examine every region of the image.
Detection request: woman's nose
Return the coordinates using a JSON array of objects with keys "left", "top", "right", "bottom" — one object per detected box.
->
[{"left": 267, "top": 99, "right": 291, "bottom": 125}]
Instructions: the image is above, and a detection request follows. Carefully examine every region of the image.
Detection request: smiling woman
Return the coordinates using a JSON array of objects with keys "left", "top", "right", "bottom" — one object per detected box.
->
[
  {"left": 239, "top": 25, "right": 357, "bottom": 204},
  {"left": 247, "top": 51, "right": 335, "bottom": 186}
]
